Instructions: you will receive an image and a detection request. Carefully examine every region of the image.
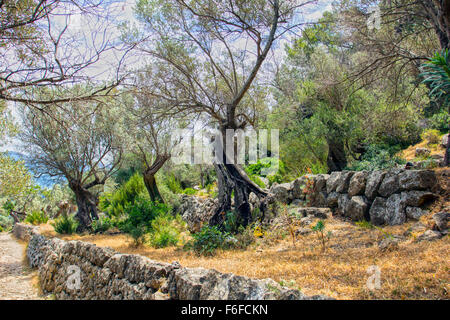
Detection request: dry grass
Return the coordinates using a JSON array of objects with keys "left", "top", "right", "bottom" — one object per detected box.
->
[
  {"left": 398, "top": 134, "right": 446, "bottom": 161},
  {"left": 38, "top": 215, "right": 449, "bottom": 300}
]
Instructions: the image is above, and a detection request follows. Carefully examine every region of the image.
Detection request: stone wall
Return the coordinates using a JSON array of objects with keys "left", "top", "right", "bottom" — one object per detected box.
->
[
  {"left": 13, "top": 223, "right": 329, "bottom": 300},
  {"left": 270, "top": 169, "right": 441, "bottom": 226}
]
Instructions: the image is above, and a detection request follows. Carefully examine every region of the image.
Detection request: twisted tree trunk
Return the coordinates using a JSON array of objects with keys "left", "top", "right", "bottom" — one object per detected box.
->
[
  {"left": 209, "top": 128, "right": 268, "bottom": 228},
  {"left": 71, "top": 185, "right": 99, "bottom": 232},
  {"left": 142, "top": 154, "right": 170, "bottom": 203}
]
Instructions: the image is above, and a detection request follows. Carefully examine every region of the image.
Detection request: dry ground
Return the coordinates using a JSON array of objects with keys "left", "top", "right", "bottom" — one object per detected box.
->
[
  {"left": 0, "top": 233, "right": 42, "bottom": 300},
  {"left": 35, "top": 168, "right": 450, "bottom": 300},
  {"left": 38, "top": 211, "right": 449, "bottom": 300}
]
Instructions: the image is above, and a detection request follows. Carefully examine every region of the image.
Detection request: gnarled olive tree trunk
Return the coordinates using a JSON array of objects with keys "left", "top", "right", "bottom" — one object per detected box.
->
[
  {"left": 70, "top": 184, "right": 99, "bottom": 232},
  {"left": 142, "top": 154, "right": 170, "bottom": 203},
  {"left": 209, "top": 129, "right": 268, "bottom": 228}
]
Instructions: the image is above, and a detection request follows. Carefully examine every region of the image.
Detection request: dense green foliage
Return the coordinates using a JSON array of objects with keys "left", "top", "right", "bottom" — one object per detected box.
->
[
  {"left": 52, "top": 214, "right": 79, "bottom": 235},
  {"left": 184, "top": 225, "right": 232, "bottom": 256},
  {"left": 24, "top": 210, "right": 48, "bottom": 225}
]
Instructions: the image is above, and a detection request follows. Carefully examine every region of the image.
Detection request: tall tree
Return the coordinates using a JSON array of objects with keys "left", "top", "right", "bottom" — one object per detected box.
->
[
  {"left": 131, "top": 0, "right": 316, "bottom": 227},
  {"left": 20, "top": 90, "right": 124, "bottom": 230}
]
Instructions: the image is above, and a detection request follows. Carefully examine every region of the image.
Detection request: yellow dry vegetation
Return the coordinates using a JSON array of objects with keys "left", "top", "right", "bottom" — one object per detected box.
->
[
  {"left": 38, "top": 214, "right": 449, "bottom": 300},
  {"left": 398, "top": 134, "right": 446, "bottom": 161}
]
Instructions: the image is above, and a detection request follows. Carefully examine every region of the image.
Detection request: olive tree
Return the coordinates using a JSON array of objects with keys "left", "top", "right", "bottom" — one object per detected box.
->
[
  {"left": 20, "top": 92, "right": 124, "bottom": 230},
  {"left": 131, "top": 0, "right": 317, "bottom": 227}
]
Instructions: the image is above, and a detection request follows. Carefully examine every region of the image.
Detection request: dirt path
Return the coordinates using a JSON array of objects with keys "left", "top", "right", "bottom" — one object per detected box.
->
[{"left": 0, "top": 232, "right": 42, "bottom": 300}]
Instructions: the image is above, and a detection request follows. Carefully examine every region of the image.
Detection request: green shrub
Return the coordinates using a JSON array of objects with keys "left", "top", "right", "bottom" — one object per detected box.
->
[
  {"left": 99, "top": 173, "right": 146, "bottom": 218},
  {"left": 128, "top": 224, "right": 146, "bottom": 247},
  {"left": 184, "top": 225, "right": 231, "bottom": 256},
  {"left": 91, "top": 217, "right": 112, "bottom": 233},
  {"left": 428, "top": 109, "right": 449, "bottom": 133},
  {"left": 183, "top": 188, "right": 197, "bottom": 195},
  {"left": 248, "top": 174, "right": 266, "bottom": 188},
  {"left": 149, "top": 213, "right": 182, "bottom": 248},
  {"left": 421, "top": 129, "right": 441, "bottom": 145},
  {"left": 355, "top": 220, "right": 374, "bottom": 229},
  {"left": 25, "top": 210, "right": 49, "bottom": 225},
  {"left": 0, "top": 225, "right": 3, "bottom": 232},
  {"left": 347, "top": 144, "right": 406, "bottom": 171},
  {"left": 51, "top": 214, "right": 79, "bottom": 234},
  {"left": 116, "top": 196, "right": 170, "bottom": 246}
]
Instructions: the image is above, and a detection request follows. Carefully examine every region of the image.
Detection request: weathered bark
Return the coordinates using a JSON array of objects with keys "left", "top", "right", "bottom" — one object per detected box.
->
[
  {"left": 142, "top": 154, "right": 170, "bottom": 203},
  {"left": 67, "top": 178, "right": 103, "bottom": 232},
  {"left": 209, "top": 129, "right": 268, "bottom": 228},
  {"left": 326, "top": 137, "right": 347, "bottom": 173},
  {"left": 72, "top": 186, "right": 99, "bottom": 232}
]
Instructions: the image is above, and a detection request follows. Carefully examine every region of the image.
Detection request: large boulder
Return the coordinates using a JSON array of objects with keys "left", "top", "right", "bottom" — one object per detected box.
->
[
  {"left": 326, "top": 172, "right": 342, "bottom": 194},
  {"left": 442, "top": 133, "right": 449, "bottom": 148},
  {"left": 270, "top": 182, "right": 293, "bottom": 203},
  {"left": 398, "top": 170, "right": 438, "bottom": 191},
  {"left": 336, "top": 194, "right": 350, "bottom": 216},
  {"left": 378, "top": 169, "right": 403, "bottom": 197},
  {"left": 291, "top": 176, "right": 307, "bottom": 199},
  {"left": 365, "top": 170, "right": 386, "bottom": 200},
  {"left": 180, "top": 195, "right": 217, "bottom": 232},
  {"left": 369, "top": 197, "right": 387, "bottom": 226},
  {"left": 400, "top": 190, "right": 437, "bottom": 207},
  {"left": 346, "top": 196, "right": 370, "bottom": 221},
  {"left": 335, "top": 171, "right": 355, "bottom": 193},
  {"left": 369, "top": 195, "right": 406, "bottom": 226},
  {"left": 348, "top": 171, "right": 368, "bottom": 197},
  {"left": 384, "top": 193, "right": 407, "bottom": 225},
  {"left": 314, "top": 174, "right": 329, "bottom": 192},
  {"left": 405, "top": 207, "right": 427, "bottom": 220},
  {"left": 326, "top": 192, "right": 339, "bottom": 208},
  {"left": 433, "top": 211, "right": 449, "bottom": 232}
]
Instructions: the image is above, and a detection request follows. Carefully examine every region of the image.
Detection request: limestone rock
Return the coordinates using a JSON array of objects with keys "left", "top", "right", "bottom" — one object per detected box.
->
[
  {"left": 365, "top": 170, "right": 386, "bottom": 200},
  {"left": 326, "top": 172, "right": 342, "bottom": 194},
  {"left": 348, "top": 171, "right": 368, "bottom": 197},
  {"left": 442, "top": 133, "right": 449, "bottom": 148},
  {"left": 326, "top": 191, "right": 339, "bottom": 208},
  {"left": 405, "top": 207, "right": 427, "bottom": 220},
  {"left": 378, "top": 169, "right": 403, "bottom": 197},
  {"left": 336, "top": 194, "right": 350, "bottom": 216},
  {"left": 270, "top": 182, "right": 293, "bottom": 203},
  {"left": 417, "top": 230, "right": 443, "bottom": 242},
  {"left": 384, "top": 193, "right": 407, "bottom": 225},
  {"left": 398, "top": 170, "right": 437, "bottom": 191},
  {"left": 346, "top": 196, "right": 369, "bottom": 221},
  {"left": 400, "top": 190, "right": 437, "bottom": 207},
  {"left": 335, "top": 171, "right": 355, "bottom": 193},
  {"left": 432, "top": 211, "right": 449, "bottom": 232}
]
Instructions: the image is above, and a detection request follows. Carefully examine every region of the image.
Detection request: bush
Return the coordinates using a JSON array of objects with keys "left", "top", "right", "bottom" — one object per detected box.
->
[
  {"left": 91, "top": 216, "right": 112, "bottom": 233},
  {"left": 347, "top": 144, "right": 406, "bottom": 171},
  {"left": 99, "top": 173, "right": 147, "bottom": 218},
  {"left": 149, "top": 214, "right": 181, "bottom": 248},
  {"left": 184, "top": 225, "right": 231, "bottom": 256},
  {"left": 24, "top": 210, "right": 49, "bottom": 225},
  {"left": 428, "top": 109, "right": 450, "bottom": 133},
  {"left": 117, "top": 196, "right": 170, "bottom": 246},
  {"left": 51, "top": 214, "right": 79, "bottom": 234},
  {"left": 421, "top": 129, "right": 441, "bottom": 145},
  {"left": 0, "top": 225, "right": 3, "bottom": 232},
  {"left": 183, "top": 188, "right": 197, "bottom": 195}
]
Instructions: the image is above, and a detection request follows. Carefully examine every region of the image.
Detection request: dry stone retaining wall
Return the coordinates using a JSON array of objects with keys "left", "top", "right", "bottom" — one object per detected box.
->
[
  {"left": 270, "top": 169, "right": 441, "bottom": 226},
  {"left": 13, "top": 223, "right": 329, "bottom": 300}
]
